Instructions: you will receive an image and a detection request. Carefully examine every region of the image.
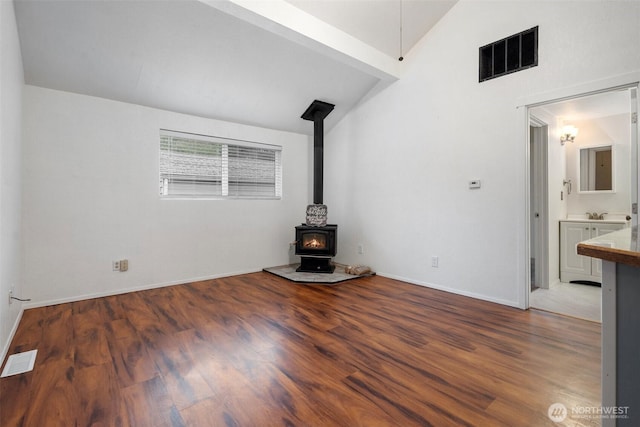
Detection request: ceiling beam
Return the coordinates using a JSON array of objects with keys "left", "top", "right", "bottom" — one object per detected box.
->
[{"left": 200, "top": 0, "right": 401, "bottom": 82}]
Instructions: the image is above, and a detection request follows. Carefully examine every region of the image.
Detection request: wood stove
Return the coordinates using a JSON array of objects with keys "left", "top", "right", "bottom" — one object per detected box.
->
[{"left": 295, "top": 224, "right": 337, "bottom": 273}]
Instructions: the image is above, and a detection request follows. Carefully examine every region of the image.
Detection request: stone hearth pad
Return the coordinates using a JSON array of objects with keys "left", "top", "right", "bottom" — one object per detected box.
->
[{"left": 263, "top": 264, "right": 375, "bottom": 284}]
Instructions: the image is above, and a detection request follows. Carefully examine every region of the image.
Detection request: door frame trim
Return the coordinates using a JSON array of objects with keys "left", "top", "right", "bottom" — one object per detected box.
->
[
  {"left": 529, "top": 120, "right": 549, "bottom": 290},
  {"left": 517, "top": 72, "right": 640, "bottom": 309}
]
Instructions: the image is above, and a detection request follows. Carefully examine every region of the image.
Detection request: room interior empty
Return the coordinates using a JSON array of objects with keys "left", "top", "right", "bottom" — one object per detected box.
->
[{"left": 1, "top": 1, "right": 639, "bottom": 425}]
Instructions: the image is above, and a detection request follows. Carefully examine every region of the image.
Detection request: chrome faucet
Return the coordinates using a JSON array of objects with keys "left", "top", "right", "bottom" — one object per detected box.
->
[{"left": 585, "top": 212, "right": 607, "bottom": 220}]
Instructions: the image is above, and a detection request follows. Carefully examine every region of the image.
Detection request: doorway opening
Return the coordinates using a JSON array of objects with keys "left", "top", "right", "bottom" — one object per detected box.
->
[{"left": 526, "top": 85, "right": 638, "bottom": 322}]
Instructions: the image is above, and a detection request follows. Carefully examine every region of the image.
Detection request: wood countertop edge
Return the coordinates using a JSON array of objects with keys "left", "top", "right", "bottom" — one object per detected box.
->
[{"left": 577, "top": 243, "right": 640, "bottom": 268}]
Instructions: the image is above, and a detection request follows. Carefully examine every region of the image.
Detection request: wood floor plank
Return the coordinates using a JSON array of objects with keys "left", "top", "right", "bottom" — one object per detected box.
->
[
  {"left": 0, "top": 369, "right": 32, "bottom": 426},
  {"left": 148, "top": 329, "right": 216, "bottom": 411},
  {"left": 107, "top": 333, "right": 158, "bottom": 388},
  {"left": 73, "top": 310, "right": 112, "bottom": 368},
  {"left": 38, "top": 305, "right": 75, "bottom": 365},
  {"left": 121, "top": 375, "right": 185, "bottom": 427},
  {"left": 6, "top": 308, "right": 43, "bottom": 353},
  {"left": 0, "top": 272, "right": 601, "bottom": 426},
  {"left": 21, "top": 358, "right": 80, "bottom": 427},
  {"left": 100, "top": 294, "right": 129, "bottom": 321},
  {"left": 74, "top": 363, "right": 129, "bottom": 427}
]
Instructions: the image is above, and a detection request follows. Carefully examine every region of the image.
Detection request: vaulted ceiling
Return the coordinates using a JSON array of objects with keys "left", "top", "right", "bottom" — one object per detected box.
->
[{"left": 14, "top": 0, "right": 457, "bottom": 135}]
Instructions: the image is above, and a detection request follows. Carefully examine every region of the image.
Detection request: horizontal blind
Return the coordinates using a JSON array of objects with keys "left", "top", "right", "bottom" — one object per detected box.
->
[{"left": 160, "top": 129, "right": 282, "bottom": 199}]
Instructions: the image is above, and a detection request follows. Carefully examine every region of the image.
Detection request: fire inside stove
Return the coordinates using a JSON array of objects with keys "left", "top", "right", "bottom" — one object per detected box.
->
[{"left": 303, "top": 233, "right": 326, "bottom": 249}]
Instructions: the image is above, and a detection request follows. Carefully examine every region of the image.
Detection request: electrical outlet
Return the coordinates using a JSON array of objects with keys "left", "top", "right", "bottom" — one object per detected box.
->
[
  {"left": 112, "top": 261, "right": 120, "bottom": 271},
  {"left": 357, "top": 244, "right": 364, "bottom": 255},
  {"left": 431, "top": 256, "right": 439, "bottom": 268},
  {"left": 120, "top": 259, "right": 129, "bottom": 272}
]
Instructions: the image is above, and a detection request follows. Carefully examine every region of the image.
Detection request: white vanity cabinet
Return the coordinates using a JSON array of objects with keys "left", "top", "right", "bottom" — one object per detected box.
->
[{"left": 560, "top": 220, "right": 626, "bottom": 283}]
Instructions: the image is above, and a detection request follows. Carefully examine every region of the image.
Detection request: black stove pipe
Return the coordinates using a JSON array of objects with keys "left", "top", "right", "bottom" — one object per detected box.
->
[
  {"left": 312, "top": 116, "right": 325, "bottom": 205},
  {"left": 301, "top": 100, "right": 335, "bottom": 205}
]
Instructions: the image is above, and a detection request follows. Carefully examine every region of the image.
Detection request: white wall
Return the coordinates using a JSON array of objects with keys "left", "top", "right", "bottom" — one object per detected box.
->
[
  {"left": 324, "top": 0, "right": 640, "bottom": 307},
  {"left": 22, "top": 86, "right": 309, "bottom": 305},
  {"left": 0, "top": 0, "right": 24, "bottom": 359},
  {"left": 565, "top": 114, "right": 631, "bottom": 216}
]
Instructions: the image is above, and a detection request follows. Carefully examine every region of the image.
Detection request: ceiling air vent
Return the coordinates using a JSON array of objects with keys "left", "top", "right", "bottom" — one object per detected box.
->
[{"left": 479, "top": 26, "right": 538, "bottom": 82}]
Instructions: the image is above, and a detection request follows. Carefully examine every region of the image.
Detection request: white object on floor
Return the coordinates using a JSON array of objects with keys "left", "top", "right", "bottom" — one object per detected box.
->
[{"left": 1, "top": 349, "right": 37, "bottom": 378}]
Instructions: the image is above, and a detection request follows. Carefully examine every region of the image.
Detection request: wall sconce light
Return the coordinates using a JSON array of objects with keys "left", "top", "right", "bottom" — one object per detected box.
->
[{"left": 560, "top": 125, "right": 578, "bottom": 145}]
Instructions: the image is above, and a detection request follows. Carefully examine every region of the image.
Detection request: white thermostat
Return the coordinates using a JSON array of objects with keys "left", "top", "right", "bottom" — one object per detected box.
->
[{"left": 469, "top": 180, "right": 481, "bottom": 189}]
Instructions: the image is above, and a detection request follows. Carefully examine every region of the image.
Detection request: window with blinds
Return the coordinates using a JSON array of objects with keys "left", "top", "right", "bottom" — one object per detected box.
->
[{"left": 160, "top": 129, "right": 282, "bottom": 199}]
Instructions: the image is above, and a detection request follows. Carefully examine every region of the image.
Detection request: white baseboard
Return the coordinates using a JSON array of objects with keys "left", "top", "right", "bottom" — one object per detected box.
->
[
  {"left": 21, "top": 268, "right": 262, "bottom": 310},
  {"left": 1, "top": 307, "right": 25, "bottom": 368},
  {"left": 377, "top": 271, "right": 521, "bottom": 309}
]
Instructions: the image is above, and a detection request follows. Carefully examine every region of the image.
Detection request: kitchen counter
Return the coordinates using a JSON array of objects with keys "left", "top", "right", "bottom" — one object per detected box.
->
[
  {"left": 577, "top": 226, "right": 639, "bottom": 427},
  {"left": 577, "top": 226, "right": 640, "bottom": 267}
]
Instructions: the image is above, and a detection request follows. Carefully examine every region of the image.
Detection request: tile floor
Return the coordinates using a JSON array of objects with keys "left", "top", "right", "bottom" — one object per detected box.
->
[{"left": 530, "top": 281, "right": 601, "bottom": 322}]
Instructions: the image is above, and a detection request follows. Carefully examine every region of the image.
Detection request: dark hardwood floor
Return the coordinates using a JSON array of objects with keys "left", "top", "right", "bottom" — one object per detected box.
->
[{"left": 1, "top": 273, "right": 600, "bottom": 426}]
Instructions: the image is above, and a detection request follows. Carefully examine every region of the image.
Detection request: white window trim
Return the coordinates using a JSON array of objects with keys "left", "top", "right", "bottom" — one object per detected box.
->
[{"left": 160, "top": 129, "right": 282, "bottom": 200}]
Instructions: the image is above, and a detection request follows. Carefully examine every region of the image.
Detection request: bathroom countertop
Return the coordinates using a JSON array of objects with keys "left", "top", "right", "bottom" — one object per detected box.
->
[
  {"left": 561, "top": 218, "right": 629, "bottom": 224},
  {"left": 577, "top": 226, "right": 640, "bottom": 267}
]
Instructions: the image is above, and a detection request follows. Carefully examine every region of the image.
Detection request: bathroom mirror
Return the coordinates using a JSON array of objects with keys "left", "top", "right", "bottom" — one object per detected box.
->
[{"left": 579, "top": 145, "right": 614, "bottom": 192}]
